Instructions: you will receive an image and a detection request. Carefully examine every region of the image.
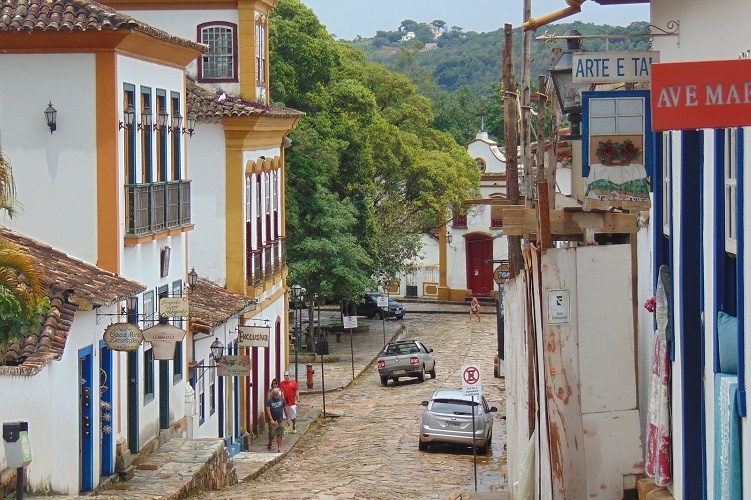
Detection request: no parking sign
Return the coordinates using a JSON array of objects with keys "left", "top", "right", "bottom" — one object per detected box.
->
[{"left": 461, "top": 365, "right": 482, "bottom": 398}]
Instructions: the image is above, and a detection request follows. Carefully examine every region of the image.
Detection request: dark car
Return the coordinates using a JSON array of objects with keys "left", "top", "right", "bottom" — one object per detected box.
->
[{"left": 356, "top": 292, "right": 405, "bottom": 320}]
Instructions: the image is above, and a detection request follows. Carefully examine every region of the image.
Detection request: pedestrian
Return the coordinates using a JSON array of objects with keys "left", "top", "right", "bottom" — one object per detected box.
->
[
  {"left": 265, "top": 378, "right": 280, "bottom": 451},
  {"left": 264, "top": 386, "right": 290, "bottom": 453},
  {"left": 469, "top": 296, "right": 481, "bottom": 322},
  {"left": 279, "top": 370, "right": 300, "bottom": 433}
]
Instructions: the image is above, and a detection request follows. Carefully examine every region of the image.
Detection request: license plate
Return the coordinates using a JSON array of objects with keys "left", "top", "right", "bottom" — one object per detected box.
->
[
  {"left": 446, "top": 421, "right": 460, "bottom": 427},
  {"left": 392, "top": 370, "right": 406, "bottom": 376}
]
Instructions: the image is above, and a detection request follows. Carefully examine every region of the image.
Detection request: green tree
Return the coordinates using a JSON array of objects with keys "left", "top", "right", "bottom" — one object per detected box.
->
[{"left": 271, "top": 0, "right": 479, "bottom": 304}]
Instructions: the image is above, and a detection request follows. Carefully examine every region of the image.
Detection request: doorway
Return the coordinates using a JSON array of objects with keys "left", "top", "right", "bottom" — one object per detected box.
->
[
  {"left": 466, "top": 236, "right": 494, "bottom": 296},
  {"left": 99, "top": 343, "right": 114, "bottom": 476},
  {"left": 78, "top": 346, "right": 94, "bottom": 492}
]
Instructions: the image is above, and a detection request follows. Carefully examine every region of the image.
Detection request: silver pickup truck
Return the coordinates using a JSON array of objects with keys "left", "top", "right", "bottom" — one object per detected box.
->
[{"left": 377, "top": 340, "right": 436, "bottom": 386}]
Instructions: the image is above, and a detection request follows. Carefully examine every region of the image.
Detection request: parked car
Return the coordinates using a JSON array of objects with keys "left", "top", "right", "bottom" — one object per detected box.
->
[
  {"left": 356, "top": 292, "right": 405, "bottom": 320},
  {"left": 418, "top": 390, "right": 498, "bottom": 455},
  {"left": 377, "top": 340, "right": 436, "bottom": 386}
]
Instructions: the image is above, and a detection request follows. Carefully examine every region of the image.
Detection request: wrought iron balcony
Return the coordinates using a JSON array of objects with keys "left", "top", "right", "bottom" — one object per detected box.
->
[{"left": 125, "top": 180, "right": 191, "bottom": 236}]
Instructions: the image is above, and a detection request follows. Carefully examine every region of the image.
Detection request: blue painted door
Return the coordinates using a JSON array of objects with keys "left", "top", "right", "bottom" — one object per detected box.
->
[
  {"left": 99, "top": 343, "right": 114, "bottom": 476},
  {"left": 79, "top": 346, "right": 94, "bottom": 491}
]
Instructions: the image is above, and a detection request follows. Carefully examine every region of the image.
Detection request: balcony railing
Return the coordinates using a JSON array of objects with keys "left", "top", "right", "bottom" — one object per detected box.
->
[
  {"left": 126, "top": 180, "right": 191, "bottom": 236},
  {"left": 246, "top": 238, "right": 286, "bottom": 287}
]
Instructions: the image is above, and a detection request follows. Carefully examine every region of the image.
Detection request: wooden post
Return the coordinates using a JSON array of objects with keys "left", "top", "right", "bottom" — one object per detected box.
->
[
  {"left": 503, "top": 24, "right": 523, "bottom": 279},
  {"left": 521, "top": 0, "right": 533, "bottom": 212},
  {"left": 536, "top": 75, "right": 547, "bottom": 185},
  {"left": 537, "top": 181, "right": 553, "bottom": 250}
]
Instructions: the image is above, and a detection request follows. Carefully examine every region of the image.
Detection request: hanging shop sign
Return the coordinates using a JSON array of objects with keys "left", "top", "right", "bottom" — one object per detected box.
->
[
  {"left": 573, "top": 51, "right": 658, "bottom": 84},
  {"left": 216, "top": 355, "right": 251, "bottom": 377},
  {"left": 238, "top": 325, "right": 270, "bottom": 348},
  {"left": 142, "top": 324, "right": 186, "bottom": 360},
  {"left": 651, "top": 58, "right": 751, "bottom": 131},
  {"left": 103, "top": 323, "right": 143, "bottom": 352},
  {"left": 159, "top": 297, "right": 189, "bottom": 318}
]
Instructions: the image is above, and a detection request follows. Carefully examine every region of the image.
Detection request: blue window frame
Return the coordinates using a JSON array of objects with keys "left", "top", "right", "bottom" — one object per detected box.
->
[
  {"left": 582, "top": 90, "right": 653, "bottom": 178},
  {"left": 713, "top": 127, "right": 746, "bottom": 416},
  {"left": 143, "top": 346, "right": 155, "bottom": 404}
]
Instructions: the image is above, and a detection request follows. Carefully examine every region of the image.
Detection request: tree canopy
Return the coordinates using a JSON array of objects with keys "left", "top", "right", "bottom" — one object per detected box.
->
[{"left": 270, "top": 0, "right": 479, "bottom": 303}]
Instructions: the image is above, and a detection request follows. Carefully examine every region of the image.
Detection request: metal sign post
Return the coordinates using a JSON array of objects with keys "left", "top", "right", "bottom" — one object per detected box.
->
[
  {"left": 377, "top": 294, "right": 388, "bottom": 347},
  {"left": 344, "top": 315, "right": 358, "bottom": 380},
  {"left": 493, "top": 261, "right": 510, "bottom": 377},
  {"left": 462, "top": 365, "right": 482, "bottom": 492}
]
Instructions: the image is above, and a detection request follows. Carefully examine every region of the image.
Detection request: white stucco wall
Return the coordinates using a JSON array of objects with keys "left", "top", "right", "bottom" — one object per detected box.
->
[
  {"left": 119, "top": 9, "right": 241, "bottom": 96},
  {"left": 0, "top": 53, "right": 98, "bottom": 262}
]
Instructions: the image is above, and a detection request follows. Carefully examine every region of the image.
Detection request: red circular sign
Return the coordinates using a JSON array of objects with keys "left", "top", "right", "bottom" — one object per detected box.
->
[{"left": 463, "top": 366, "right": 480, "bottom": 385}]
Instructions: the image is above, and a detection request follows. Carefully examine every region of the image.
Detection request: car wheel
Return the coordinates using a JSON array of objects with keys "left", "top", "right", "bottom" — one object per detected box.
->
[
  {"left": 396, "top": 315, "right": 404, "bottom": 320},
  {"left": 418, "top": 440, "right": 428, "bottom": 451},
  {"left": 374, "top": 310, "right": 383, "bottom": 320},
  {"left": 487, "top": 431, "right": 493, "bottom": 446},
  {"left": 429, "top": 366, "right": 436, "bottom": 379},
  {"left": 477, "top": 443, "right": 488, "bottom": 455},
  {"left": 380, "top": 375, "right": 388, "bottom": 387},
  {"left": 417, "top": 366, "right": 425, "bottom": 382},
  {"left": 393, "top": 377, "right": 399, "bottom": 384}
]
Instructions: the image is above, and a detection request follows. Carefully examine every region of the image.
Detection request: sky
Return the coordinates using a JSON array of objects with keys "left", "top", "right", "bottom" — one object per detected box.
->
[{"left": 299, "top": 0, "right": 650, "bottom": 40}]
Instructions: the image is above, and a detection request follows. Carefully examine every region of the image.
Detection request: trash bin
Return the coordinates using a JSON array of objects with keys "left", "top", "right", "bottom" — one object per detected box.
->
[{"left": 315, "top": 339, "right": 329, "bottom": 355}]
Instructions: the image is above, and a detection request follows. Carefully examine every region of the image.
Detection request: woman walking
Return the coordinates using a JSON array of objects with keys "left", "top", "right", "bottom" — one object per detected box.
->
[{"left": 469, "top": 296, "right": 481, "bottom": 322}]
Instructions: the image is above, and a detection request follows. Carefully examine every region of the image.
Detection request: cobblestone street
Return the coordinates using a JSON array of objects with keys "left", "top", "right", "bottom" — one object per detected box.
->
[{"left": 196, "top": 304, "right": 507, "bottom": 499}]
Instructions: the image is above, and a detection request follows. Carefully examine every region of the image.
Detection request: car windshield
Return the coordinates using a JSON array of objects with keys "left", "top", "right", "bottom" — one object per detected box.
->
[
  {"left": 385, "top": 343, "right": 418, "bottom": 355},
  {"left": 430, "top": 399, "right": 478, "bottom": 415}
]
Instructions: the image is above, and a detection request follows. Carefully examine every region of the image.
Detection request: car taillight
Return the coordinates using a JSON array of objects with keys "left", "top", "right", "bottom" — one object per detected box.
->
[
  {"left": 378, "top": 360, "right": 385, "bottom": 369},
  {"left": 410, "top": 356, "right": 419, "bottom": 365},
  {"left": 476, "top": 407, "right": 484, "bottom": 416}
]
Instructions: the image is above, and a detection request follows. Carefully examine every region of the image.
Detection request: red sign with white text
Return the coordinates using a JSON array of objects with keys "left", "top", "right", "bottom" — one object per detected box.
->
[{"left": 651, "top": 59, "right": 751, "bottom": 131}]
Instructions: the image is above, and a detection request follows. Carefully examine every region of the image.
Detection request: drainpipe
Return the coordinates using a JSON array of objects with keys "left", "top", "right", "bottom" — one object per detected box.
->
[{"left": 523, "top": 0, "right": 586, "bottom": 31}]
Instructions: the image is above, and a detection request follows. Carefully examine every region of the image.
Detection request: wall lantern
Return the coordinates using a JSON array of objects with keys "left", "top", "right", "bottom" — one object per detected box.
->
[
  {"left": 549, "top": 30, "right": 589, "bottom": 139},
  {"left": 156, "top": 107, "right": 169, "bottom": 131},
  {"left": 170, "top": 110, "right": 183, "bottom": 134},
  {"left": 139, "top": 106, "right": 153, "bottom": 131},
  {"left": 44, "top": 101, "right": 57, "bottom": 134},
  {"left": 119, "top": 104, "right": 135, "bottom": 130},
  {"left": 446, "top": 231, "right": 453, "bottom": 245},
  {"left": 185, "top": 112, "right": 197, "bottom": 137},
  {"left": 188, "top": 267, "right": 198, "bottom": 291}
]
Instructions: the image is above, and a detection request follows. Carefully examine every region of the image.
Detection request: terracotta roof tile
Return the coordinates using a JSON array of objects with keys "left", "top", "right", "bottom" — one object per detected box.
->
[
  {"left": 0, "top": 0, "right": 206, "bottom": 51},
  {"left": 186, "top": 79, "right": 305, "bottom": 123},
  {"left": 189, "top": 278, "right": 257, "bottom": 335},
  {"left": 0, "top": 227, "right": 146, "bottom": 373}
]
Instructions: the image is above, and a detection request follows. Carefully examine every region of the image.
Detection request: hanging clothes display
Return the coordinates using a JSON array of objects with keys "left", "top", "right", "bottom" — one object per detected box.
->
[{"left": 645, "top": 265, "right": 672, "bottom": 486}]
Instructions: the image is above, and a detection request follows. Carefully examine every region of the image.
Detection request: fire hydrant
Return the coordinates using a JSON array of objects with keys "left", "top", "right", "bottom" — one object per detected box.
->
[{"left": 306, "top": 363, "right": 315, "bottom": 389}]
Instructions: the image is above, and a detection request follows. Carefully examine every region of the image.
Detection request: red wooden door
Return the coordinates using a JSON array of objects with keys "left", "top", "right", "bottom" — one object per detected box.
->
[{"left": 466, "top": 237, "right": 494, "bottom": 296}]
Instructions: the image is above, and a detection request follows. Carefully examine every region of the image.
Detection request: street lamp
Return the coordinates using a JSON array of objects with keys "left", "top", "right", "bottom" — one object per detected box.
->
[
  {"left": 291, "top": 284, "right": 303, "bottom": 383},
  {"left": 549, "top": 30, "right": 589, "bottom": 140},
  {"left": 210, "top": 338, "right": 224, "bottom": 361}
]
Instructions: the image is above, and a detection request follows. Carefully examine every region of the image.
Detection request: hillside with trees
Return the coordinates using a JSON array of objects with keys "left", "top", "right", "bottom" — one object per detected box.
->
[{"left": 347, "top": 20, "right": 650, "bottom": 144}]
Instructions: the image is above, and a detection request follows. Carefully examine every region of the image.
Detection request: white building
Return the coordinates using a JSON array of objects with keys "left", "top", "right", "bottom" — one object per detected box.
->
[{"left": 0, "top": 0, "right": 202, "bottom": 493}]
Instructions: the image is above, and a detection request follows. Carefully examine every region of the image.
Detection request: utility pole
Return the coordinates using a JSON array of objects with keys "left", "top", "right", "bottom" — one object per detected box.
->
[{"left": 546, "top": 48, "right": 562, "bottom": 205}]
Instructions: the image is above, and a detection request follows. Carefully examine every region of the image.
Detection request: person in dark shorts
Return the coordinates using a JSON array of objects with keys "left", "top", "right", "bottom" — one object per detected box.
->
[
  {"left": 265, "top": 379, "right": 280, "bottom": 451},
  {"left": 264, "top": 387, "right": 290, "bottom": 452}
]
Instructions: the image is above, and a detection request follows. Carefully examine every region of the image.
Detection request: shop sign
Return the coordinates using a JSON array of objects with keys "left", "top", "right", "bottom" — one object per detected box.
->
[
  {"left": 103, "top": 323, "right": 143, "bottom": 351},
  {"left": 238, "top": 325, "right": 270, "bottom": 348},
  {"left": 573, "top": 51, "right": 658, "bottom": 84},
  {"left": 142, "top": 324, "right": 186, "bottom": 360},
  {"left": 652, "top": 59, "right": 751, "bottom": 131},
  {"left": 216, "top": 355, "right": 251, "bottom": 377},
  {"left": 159, "top": 297, "right": 189, "bottom": 318}
]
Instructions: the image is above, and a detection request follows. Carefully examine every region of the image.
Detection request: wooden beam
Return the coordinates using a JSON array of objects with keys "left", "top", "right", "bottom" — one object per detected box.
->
[{"left": 501, "top": 206, "right": 638, "bottom": 238}]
